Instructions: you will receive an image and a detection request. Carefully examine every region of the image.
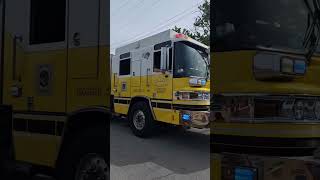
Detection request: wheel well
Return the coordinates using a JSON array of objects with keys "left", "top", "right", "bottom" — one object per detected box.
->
[
  {"left": 56, "top": 109, "right": 110, "bottom": 167},
  {"left": 129, "top": 97, "right": 155, "bottom": 119},
  {"left": 130, "top": 97, "right": 150, "bottom": 106}
]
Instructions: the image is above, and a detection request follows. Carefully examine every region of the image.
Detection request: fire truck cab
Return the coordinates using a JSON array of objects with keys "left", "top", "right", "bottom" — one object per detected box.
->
[{"left": 112, "top": 30, "right": 210, "bottom": 137}]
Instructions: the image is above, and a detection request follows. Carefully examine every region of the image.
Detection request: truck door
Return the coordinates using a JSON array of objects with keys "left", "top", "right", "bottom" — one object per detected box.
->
[
  {"left": 151, "top": 44, "right": 173, "bottom": 123},
  {"left": 3, "top": 0, "right": 67, "bottom": 166},
  {"left": 67, "top": 0, "right": 101, "bottom": 111},
  {"left": 152, "top": 44, "right": 173, "bottom": 100}
]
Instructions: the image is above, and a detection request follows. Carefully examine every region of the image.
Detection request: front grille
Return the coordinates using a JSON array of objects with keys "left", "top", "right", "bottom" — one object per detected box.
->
[
  {"left": 212, "top": 95, "right": 320, "bottom": 122},
  {"left": 254, "top": 99, "right": 281, "bottom": 118},
  {"left": 189, "top": 92, "right": 200, "bottom": 100}
]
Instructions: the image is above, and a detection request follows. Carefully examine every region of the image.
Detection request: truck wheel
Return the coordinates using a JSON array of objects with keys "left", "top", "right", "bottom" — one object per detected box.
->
[
  {"left": 129, "top": 101, "right": 155, "bottom": 137},
  {"left": 56, "top": 126, "right": 109, "bottom": 180}
]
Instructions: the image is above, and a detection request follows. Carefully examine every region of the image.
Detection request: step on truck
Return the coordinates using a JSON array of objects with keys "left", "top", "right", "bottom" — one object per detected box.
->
[
  {"left": 211, "top": 0, "right": 320, "bottom": 179},
  {"left": 111, "top": 30, "right": 210, "bottom": 137},
  {"left": 0, "top": 0, "right": 110, "bottom": 179}
]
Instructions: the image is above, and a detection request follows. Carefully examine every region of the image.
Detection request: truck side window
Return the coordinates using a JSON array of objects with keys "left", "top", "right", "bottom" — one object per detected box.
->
[
  {"left": 30, "top": 0, "right": 66, "bottom": 44},
  {"left": 153, "top": 51, "right": 161, "bottom": 72},
  {"left": 119, "top": 58, "right": 131, "bottom": 76},
  {"left": 169, "top": 48, "right": 172, "bottom": 70}
]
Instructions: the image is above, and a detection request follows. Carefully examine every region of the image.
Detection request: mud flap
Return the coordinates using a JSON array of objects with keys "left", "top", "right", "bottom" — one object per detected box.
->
[{"left": 0, "top": 105, "right": 13, "bottom": 176}]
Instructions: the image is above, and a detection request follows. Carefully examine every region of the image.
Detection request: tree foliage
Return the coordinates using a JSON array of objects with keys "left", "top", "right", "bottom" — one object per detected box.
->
[{"left": 173, "top": 0, "right": 210, "bottom": 45}]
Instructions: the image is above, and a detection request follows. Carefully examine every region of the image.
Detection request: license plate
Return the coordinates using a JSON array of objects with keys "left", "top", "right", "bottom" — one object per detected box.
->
[{"left": 235, "top": 167, "right": 256, "bottom": 180}]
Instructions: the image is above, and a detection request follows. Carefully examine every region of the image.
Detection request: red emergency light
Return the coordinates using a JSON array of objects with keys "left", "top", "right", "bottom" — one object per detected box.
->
[{"left": 175, "top": 33, "right": 188, "bottom": 39}]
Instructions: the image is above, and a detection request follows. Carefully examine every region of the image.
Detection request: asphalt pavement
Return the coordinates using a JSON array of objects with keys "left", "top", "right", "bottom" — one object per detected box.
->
[
  {"left": 110, "top": 118, "right": 210, "bottom": 180},
  {"left": 4, "top": 117, "right": 210, "bottom": 180}
]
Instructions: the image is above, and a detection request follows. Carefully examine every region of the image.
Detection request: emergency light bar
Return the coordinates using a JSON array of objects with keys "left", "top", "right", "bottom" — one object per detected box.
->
[{"left": 175, "top": 33, "right": 188, "bottom": 39}]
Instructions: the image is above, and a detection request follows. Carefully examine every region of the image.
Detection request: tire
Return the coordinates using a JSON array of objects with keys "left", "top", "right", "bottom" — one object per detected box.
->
[
  {"left": 56, "top": 126, "right": 109, "bottom": 180},
  {"left": 128, "top": 101, "right": 155, "bottom": 138}
]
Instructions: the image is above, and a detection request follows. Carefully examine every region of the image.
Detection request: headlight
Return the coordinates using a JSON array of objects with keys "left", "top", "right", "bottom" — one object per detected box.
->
[
  {"left": 189, "top": 78, "right": 207, "bottom": 87},
  {"left": 281, "top": 57, "right": 294, "bottom": 74},
  {"left": 281, "top": 57, "right": 306, "bottom": 75},
  {"left": 254, "top": 52, "right": 306, "bottom": 80}
]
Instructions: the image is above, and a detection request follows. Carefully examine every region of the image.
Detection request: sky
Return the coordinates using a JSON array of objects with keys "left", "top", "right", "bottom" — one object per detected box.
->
[{"left": 110, "top": 0, "right": 205, "bottom": 54}]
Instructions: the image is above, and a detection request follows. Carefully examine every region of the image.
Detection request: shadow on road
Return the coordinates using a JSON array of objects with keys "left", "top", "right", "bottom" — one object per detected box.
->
[{"left": 110, "top": 117, "right": 210, "bottom": 174}]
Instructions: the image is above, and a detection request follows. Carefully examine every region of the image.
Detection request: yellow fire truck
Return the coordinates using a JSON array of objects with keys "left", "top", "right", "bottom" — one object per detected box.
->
[
  {"left": 111, "top": 30, "right": 210, "bottom": 137},
  {"left": 211, "top": 0, "right": 320, "bottom": 179},
  {"left": 0, "top": 0, "right": 110, "bottom": 179}
]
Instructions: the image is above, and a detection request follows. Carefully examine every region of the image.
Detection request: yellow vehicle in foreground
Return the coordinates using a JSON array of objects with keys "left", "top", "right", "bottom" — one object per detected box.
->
[
  {"left": 211, "top": 0, "right": 320, "bottom": 179},
  {"left": 0, "top": 0, "right": 110, "bottom": 179},
  {"left": 112, "top": 30, "right": 210, "bottom": 137}
]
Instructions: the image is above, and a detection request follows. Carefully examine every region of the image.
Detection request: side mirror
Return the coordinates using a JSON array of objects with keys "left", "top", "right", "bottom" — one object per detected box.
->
[
  {"left": 160, "top": 47, "right": 168, "bottom": 71},
  {"left": 215, "top": 23, "right": 235, "bottom": 38}
]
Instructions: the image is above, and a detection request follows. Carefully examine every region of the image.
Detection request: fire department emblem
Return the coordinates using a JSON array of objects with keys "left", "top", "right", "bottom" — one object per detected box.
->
[
  {"left": 142, "top": 52, "right": 150, "bottom": 60},
  {"left": 38, "top": 64, "right": 52, "bottom": 95}
]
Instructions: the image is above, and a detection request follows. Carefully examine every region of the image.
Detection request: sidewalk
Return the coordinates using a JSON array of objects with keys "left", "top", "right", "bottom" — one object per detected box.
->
[{"left": 110, "top": 162, "right": 209, "bottom": 180}]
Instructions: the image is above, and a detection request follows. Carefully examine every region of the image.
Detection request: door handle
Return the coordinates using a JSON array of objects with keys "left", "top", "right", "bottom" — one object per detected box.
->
[
  {"left": 73, "top": 32, "right": 80, "bottom": 46},
  {"left": 12, "top": 35, "right": 23, "bottom": 81},
  {"left": 147, "top": 68, "right": 150, "bottom": 87}
]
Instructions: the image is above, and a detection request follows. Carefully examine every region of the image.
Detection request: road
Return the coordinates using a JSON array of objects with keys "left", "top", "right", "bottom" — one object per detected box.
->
[
  {"left": 110, "top": 118, "right": 210, "bottom": 180},
  {"left": 4, "top": 117, "right": 210, "bottom": 180}
]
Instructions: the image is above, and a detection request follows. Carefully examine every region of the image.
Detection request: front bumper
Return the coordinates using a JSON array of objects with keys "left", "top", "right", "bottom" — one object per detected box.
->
[
  {"left": 218, "top": 153, "right": 320, "bottom": 180},
  {"left": 180, "top": 110, "right": 210, "bottom": 128}
]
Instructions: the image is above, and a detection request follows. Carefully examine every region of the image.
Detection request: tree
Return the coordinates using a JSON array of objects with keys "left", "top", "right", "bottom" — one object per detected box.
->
[{"left": 173, "top": 0, "right": 210, "bottom": 45}]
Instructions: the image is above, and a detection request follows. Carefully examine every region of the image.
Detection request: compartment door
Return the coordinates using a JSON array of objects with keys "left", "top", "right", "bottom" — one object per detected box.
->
[
  {"left": 67, "top": 0, "right": 103, "bottom": 112},
  {"left": 68, "top": 0, "right": 100, "bottom": 79},
  {"left": 131, "top": 60, "right": 141, "bottom": 96}
]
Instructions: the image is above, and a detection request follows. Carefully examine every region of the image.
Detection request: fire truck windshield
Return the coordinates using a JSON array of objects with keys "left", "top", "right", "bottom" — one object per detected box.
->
[
  {"left": 213, "top": 0, "right": 320, "bottom": 54},
  {"left": 174, "top": 41, "right": 209, "bottom": 78}
]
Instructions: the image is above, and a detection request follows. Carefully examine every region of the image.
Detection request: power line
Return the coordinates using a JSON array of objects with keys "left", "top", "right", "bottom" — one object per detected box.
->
[
  {"left": 111, "top": 10, "right": 198, "bottom": 50},
  {"left": 111, "top": 9, "right": 198, "bottom": 49},
  {"left": 123, "top": 0, "right": 145, "bottom": 14},
  {"left": 111, "top": 0, "right": 131, "bottom": 15},
  {"left": 114, "top": 0, "right": 161, "bottom": 32},
  {"left": 111, "top": 1, "right": 203, "bottom": 48},
  {"left": 149, "top": 0, "right": 162, "bottom": 9},
  {"left": 111, "top": 0, "right": 145, "bottom": 18}
]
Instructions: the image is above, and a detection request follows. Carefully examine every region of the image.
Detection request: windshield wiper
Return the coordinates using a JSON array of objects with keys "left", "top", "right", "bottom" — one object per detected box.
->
[{"left": 303, "top": 0, "right": 320, "bottom": 63}]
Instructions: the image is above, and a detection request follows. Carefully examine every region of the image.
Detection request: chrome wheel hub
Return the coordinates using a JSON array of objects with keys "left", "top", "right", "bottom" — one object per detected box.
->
[{"left": 133, "top": 110, "right": 146, "bottom": 130}]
